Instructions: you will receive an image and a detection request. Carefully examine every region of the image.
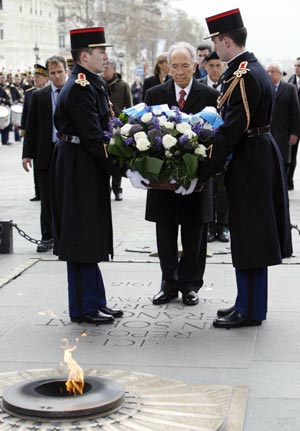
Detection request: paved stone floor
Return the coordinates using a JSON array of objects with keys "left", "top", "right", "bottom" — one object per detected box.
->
[{"left": 1, "top": 139, "right": 300, "bottom": 430}]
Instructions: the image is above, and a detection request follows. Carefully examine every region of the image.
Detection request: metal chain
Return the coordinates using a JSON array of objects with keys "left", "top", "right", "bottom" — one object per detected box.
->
[
  {"left": 10, "top": 222, "right": 42, "bottom": 245},
  {"left": 291, "top": 224, "right": 300, "bottom": 235},
  {"left": 6, "top": 223, "right": 300, "bottom": 248}
]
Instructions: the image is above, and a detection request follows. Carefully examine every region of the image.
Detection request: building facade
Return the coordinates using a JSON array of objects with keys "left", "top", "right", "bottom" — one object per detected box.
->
[{"left": 0, "top": 0, "right": 58, "bottom": 72}]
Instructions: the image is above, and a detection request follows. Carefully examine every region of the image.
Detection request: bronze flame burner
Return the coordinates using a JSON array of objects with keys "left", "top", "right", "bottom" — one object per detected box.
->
[{"left": 2, "top": 375, "right": 125, "bottom": 420}]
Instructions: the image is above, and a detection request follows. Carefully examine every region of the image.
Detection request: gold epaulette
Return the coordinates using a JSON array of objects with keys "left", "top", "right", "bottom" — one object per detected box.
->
[
  {"left": 75, "top": 73, "right": 90, "bottom": 87},
  {"left": 233, "top": 61, "right": 250, "bottom": 78}
]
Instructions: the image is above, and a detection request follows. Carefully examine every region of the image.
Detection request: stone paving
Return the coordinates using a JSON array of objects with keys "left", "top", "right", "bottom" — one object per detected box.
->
[{"left": 1, "top": 140, "right": 300, "bottom": 430}]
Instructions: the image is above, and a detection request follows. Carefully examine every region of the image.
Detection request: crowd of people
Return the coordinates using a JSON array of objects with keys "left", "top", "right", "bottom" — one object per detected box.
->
[{"left": 1, "top": 7, "right": 299, "bottom": 328}]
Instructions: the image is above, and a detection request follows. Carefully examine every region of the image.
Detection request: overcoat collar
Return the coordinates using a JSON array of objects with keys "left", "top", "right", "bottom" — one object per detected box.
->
[{"left": 221, "top": 51, "right": 257, "bottom": 82}]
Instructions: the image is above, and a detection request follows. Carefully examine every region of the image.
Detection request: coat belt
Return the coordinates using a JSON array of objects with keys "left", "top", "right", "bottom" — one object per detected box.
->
[
  {"left": 56, "top": 132, "right": 80, "bottom": 144},
  {"left": 246, "top": 125, "right": 270, "bottom": 137}
]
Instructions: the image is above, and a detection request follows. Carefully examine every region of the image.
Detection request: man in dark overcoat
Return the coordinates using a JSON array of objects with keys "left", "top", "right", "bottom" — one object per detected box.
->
[
  {"left": 20, "top": 63, "right": 49, "bottom": 202},
  {"left": 51, "top": 27, "right": 141, "bottom": 325},
  {"left": 144, "top": 41, "right": 219, "bottom": 306},
  {"left": 197, "top": 8, "right": 293, "bottom": 328},
  {"left": 22, "top": 56, "right": 67, "bottom": 252},
  {"left": 266, "top": 62, "right": 300, "bottom": 180},
  {"left": 287, "top": 57, "right": 300, "bottom": 190}
]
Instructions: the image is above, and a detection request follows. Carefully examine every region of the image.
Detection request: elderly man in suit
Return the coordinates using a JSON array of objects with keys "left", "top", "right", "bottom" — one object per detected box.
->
[
  {"left": 22, "top": 56, "right": 67, "bottom": 252},
  {"left": 144, "top": 41, "right": 219, "bottom": 306},
  {"left": 266, "top": 62, "right": 300, "bottom": 183}
]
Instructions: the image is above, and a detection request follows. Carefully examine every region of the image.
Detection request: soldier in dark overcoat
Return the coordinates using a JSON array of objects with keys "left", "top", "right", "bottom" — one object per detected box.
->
[
  {"left": 144, "top": 41, "right": 219, "bottom": 307},
  {"left": 51, "top": 27, "right": 129, "bottom": 325},
  {"left": 197, "top": 8, "right": 293, "bottom": 328}
]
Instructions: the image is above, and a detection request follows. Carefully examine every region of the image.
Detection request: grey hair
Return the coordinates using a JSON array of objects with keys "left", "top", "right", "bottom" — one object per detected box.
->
[
  {"left": 168, "top": 41, "right": 196, "bottom": 63},
  {"left": 267, "top": 62, "right": 283, "bottom": 74}
]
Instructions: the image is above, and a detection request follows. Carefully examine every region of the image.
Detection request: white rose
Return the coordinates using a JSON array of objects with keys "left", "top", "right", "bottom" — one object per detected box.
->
[
  {"left": 141, "top": 112, "right": 153, "bottom": 123},
  {"left": 163, "top": 121, "right": 175, "bottom": 129},
  {"left": 109, "top": 137, "right": 116, "bottom": 145},
  {"left": 134, "top": 131, "right": 147, "bottom": 141},
  {"left": 162, "top": 134, "right": 177, "bottom": 149},
  {"left": 184, "top": 129, "right": 197, "bottom": 139},
  {"left": 195, "top": 144, "right": 207, "bottom": 157},
  {"left": 176, "top": 122, "right": 192, "bottom": 134},
  {"left": 120, "top": 123, "right": 132, "bottom": 136},
  {"left": 136, "top": 137, "right": 151, "bottom": 151},
  {"left": 158, "top": 115, "right": 167, "bottom": 125},
  {"left": 165, "top": 149, "right": 172, "bottom": 158}
]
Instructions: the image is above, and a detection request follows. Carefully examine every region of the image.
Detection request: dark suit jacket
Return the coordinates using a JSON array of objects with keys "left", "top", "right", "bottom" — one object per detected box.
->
[
  {"left": 144, "top": 78, "right": 219, "bottom": 225},
  {"left": 142, "top": 73, "right": 171, "bottom": 101},
  {"left": 22, "top": 85, "right": 54, "bottom": 170},
  {"left": 270, "top": 81, "right": 300, "bottom": 163}
]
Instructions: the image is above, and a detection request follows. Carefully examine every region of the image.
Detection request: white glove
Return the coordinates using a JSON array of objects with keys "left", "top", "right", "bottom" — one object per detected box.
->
[
  {"left": 126, "top": 169, "right": 150, "bottom": 190},
  {"left": 175, "top": 178, "right": 198, "bottom": 195}
]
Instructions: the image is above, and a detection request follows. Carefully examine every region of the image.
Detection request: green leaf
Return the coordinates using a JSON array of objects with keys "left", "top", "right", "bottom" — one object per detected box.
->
[
  {"left": 107, "top": 137, "right": 134, "bottom": 159},
  {"left": 134, "top": 156, "right": 164, "bottom": 180},
  {"left": 182, "top": 153, "right": 199, "bottom": 179}
]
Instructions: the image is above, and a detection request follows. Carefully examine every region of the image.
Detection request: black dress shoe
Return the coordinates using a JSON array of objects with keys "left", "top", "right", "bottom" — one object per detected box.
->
[
  {"left": 207, "top": 232, "right": 215, "bottom": 242},
  {"left": 218, "top": 231, "right": 229, "bottom": 242},
  {"left": 217, "top": 305, "right": 235, "bottom": 318},
  {"left": 152, "top": 290, "right": 178, "bottom": 305},
  {"left": 99, "top": 306, "right": 123, "bottom": 318},
  {"left": 213, "top": 310, "right": 262, "bottom": 329},
  {"left": 182, "top": 290, "right": 199, "bottom": 306},
  {"left": 71, "top": 310, "right": 114, "bottom": 325},
  {"left": 36, "top": 240, "right": 53, "bottom": 252},
  {"left": 30, "top": 196, "right": 41, "bottom": 201},
  {"left": 115, "top": 193, "right": 123, "bottom": 201}
]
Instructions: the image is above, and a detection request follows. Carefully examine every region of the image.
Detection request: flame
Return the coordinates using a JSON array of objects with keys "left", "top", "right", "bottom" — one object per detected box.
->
[{"left": 61, "top": 338, "right": 84, "bottom": 396}]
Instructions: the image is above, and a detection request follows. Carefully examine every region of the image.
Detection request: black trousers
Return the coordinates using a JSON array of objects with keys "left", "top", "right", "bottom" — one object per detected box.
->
[
  {"left": 37, "top": 168, "right": 52, "bottom": 241},
  {"left": 33, "top": 161, "right": 40, "bottom": 198},
  {"left": 156, "top": 222, "right": 208, "bottom": 294},
  {"left": 111, "top": 175, "right": 122, "bottom": 195},
  {"left": 209, "top": 172, "right": 229, "bottom": 234},
  {"left": 287, "top": 141, "right": 299, "bottom": 187}
]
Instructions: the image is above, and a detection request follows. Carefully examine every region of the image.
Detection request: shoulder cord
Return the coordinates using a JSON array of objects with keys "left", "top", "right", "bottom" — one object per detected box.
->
[{"left": 217, "top": 76, "right": 250, "bottom": 131}]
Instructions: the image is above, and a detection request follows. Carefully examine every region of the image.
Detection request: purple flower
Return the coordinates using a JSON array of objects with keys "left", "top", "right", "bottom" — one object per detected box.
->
[
  {"left": 129, "top": 124, "right": 143, "bottom": 135},
  {"left": 179, "top": 134, "right": 189, "bottom": 146},
  {"left": 124, "top": 137, "right": 134, "bottom": 146},
  {"left": 104, "top": 130, "right": 112, "bottom": 139},
  {"left": 152, "top": 116, "right": 160, "bottom": 129},
  {"left": 155, "top": 135, "right": 163, "bottom": 149}
]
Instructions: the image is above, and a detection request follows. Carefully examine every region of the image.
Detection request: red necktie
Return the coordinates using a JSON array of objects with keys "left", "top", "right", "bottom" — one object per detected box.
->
[{"left": 178, "top": 89, "right": 186, "bottom": 110}]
